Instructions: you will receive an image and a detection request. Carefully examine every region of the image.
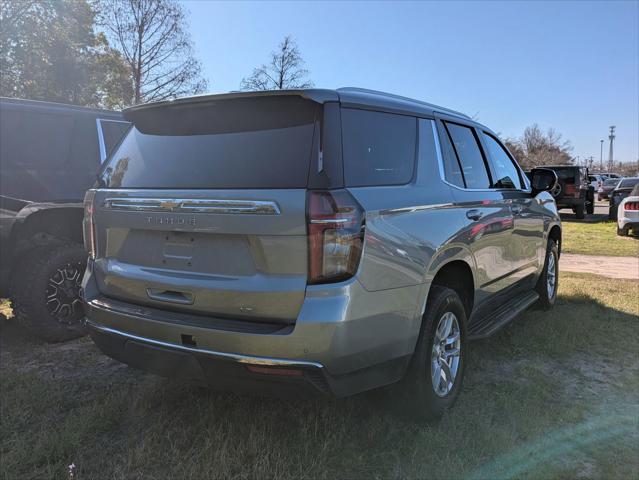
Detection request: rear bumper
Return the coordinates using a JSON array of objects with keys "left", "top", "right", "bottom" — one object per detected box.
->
[
  {"left": 556, "top": 197, "right": 583, "bottom": 208},
  {"left": 87, "top": 318, "right": 410, "bottom": 399},
  {"left": 83, "top": 260, "right": 422, "bottom": 398},
  {"left": 88, "top": 321, "right": 332, "bottom": 397},
  {"left": 618, "top": 206, "right": 639, "bottom": 230}
]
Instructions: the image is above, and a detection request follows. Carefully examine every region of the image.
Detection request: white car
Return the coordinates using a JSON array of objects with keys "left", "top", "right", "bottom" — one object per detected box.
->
[{"left": 617, "top": 184, "right": 639, "bottom": 236}]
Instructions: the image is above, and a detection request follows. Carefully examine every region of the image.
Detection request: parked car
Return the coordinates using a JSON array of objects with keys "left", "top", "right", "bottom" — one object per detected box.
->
[
  {"left": 589, "top": 174, "right": 606, "bottom": 192},
  {"left": 598, "top": 177, "right": 620, "bottom": 201},
  {"left": 617, "top": 184, "right": 639, "bottom": 236},
  {"left": 82, "top": 88, "right": 561, "bottom": 419},
  {"left": 537, "top": 165, "right": 594, "bottom": 219},
  {"left": 0, "top": 97, "right": 129, "bottom": 341},
  {"left": 609, "top": 177, "right": 639, "bottom": 221}
]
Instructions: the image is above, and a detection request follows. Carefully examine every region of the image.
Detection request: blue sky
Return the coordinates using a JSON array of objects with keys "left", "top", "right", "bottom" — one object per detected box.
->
[{"left": 184, "top": 0, "right": 638, "bottom": 166}]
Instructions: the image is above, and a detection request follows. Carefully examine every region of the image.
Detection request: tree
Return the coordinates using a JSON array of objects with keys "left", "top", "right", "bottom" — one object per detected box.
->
[
  {"left": 0, "top": 0, "right": 132, "bottom": 108},
  {"left": 97, "top": 0, "right": 207, "bottom": 104},
  {"left": 505, "top": 124, "right": 573, "bottom": 170},
  {"left": 240, "top": 36, "right": 313, "bottom": 91}
]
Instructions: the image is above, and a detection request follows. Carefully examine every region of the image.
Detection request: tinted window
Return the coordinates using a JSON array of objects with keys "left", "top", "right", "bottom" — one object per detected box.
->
[
  {"left": 100, "top": 97, "right": 317, "bottom": 189},
  {"left": 0, "top": 108, "right": 73, "bottom": 167},
  {"left": 481, "top": 133, "right": 522, "bottom": 189},
  {"left": 553, "top": 168, "right": 578, "bottom": 184},
  {"left": 444, "top": 122, "right": 491, "bottom": 189},
  {"left": 99, "top": 119, "right": 130, "bottom": 160},
  {"left": 619, "top": 178, "right": 639, "bottom": 189},
  {"left": 342, "top": 109, "right": 416, "bottom": 187},
  {"left": 438, "top": 124, "right": 465, "bottom": 188},
  {"left": 603, "top": 178, "right": 619, "bottom": 187}
]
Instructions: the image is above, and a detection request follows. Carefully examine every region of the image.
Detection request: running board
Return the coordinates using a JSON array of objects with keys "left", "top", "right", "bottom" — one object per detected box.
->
[{"left": 467, "top": 290, "right": 539, "bottom": 340}]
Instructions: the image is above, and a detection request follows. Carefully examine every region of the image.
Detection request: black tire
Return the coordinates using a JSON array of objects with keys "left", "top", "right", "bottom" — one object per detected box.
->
[
  {"left": 11, "top": 243, "right": 88, "bottom": 342},
  {"left": 617, "top": 226, "right": 627, "bottom": 236},
  {"left": 535, "top": 239, "right": 559, "bottom": 310},
  {"left": 394, "top": 286, "right": 467, "bottom": 422},
  {"left": 609, "top": 205, "right": 617, "bottom": 221},
  {"left": 575, "top": 203, "right": 585, "bottom": 219},
  {"left": 586, "top": 201, "right": 594, "bottom": 215}
]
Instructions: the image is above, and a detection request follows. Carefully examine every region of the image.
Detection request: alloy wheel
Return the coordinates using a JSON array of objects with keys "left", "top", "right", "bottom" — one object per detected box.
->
[
  {"left": 546, "top": 251, "right": 557, "bottom": 299},
  {"left": 430, "top": 312, "right": 461, "bottom": 397},
  {"left": 46, "top": 261, "right": 84, "bottom": 325}
]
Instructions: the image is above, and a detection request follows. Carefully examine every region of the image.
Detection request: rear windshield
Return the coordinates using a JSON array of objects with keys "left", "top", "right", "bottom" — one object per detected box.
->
[
  {"left": 619, "top": 178, "right": 639, "bottom": 189},
  {"left": 553, "top": 168, "right": 578, "bottom": 184},
  {"left": 99, "top": 96, "right": 318, "bottom": 189},
  {"left": 603, "top": 178, "right": 619, "bottom": 186}
]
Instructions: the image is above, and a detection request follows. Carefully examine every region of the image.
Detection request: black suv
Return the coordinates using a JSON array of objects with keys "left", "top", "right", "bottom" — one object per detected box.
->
[
  {"left": 0, "top": 98, "right": 129, "bottom": 341},
  {"left": 535, "top": 165, "right": 594, "bottom": 219}
]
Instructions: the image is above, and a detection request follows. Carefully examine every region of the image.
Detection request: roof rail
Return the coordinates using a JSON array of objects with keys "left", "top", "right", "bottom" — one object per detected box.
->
[{"left": 336, "top": 87, "right": 471, "bottom": 119}]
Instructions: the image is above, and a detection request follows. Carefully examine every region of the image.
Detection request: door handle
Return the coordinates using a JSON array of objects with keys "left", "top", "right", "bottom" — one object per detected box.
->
[
  {"left": 510, "top": 204, "right": 522, "bottom": 215},
  {"left": 466, "top": 209, "right": 483, "bottom": 221},
  {"left": 146, "top": 288, "right": 194, "bottom": 305}
]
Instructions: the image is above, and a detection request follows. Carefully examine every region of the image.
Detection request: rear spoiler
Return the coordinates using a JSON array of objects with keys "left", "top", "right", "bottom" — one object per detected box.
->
[{"left": 123, "top": 90, "right": 337, "bottom": 135}]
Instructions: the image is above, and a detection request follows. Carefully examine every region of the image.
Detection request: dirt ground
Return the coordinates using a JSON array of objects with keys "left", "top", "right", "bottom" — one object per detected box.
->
[{"left": 560, "top": 253, "right": 639, "bottom": 280}]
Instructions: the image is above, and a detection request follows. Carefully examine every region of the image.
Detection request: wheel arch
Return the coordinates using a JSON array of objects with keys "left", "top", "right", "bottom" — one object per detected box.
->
[
  {"left": 427, "top": 260, "right": 475, "bottom": 320},
  {"left": 548, "top": 223, "right": 562, "bottom": 257},
  {"left": 9, "top": 205, "right": 84, "bottom": 274}
]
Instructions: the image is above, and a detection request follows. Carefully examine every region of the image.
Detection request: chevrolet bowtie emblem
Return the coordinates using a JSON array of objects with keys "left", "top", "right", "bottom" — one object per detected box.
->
[{"left": 159, "top": 200, "right": 181, "bottom": 211}]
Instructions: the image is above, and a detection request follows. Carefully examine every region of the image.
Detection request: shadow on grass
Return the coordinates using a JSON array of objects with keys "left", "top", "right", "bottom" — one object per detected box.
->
[{"left": 1, "top": 278, "right": 638, "bottom": 479}]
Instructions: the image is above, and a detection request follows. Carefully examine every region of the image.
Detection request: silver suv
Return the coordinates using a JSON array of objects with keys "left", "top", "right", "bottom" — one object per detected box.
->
[{"left": 82, "top": 88, "right": 561, "bottom": 418}]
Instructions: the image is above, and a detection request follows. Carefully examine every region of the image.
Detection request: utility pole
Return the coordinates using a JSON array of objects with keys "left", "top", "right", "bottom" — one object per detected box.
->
[
  {"left": 600, "top": 140, "right": 604, "bottom": 171},
  {"left": 608, "top": 126, "right": 616, "bottom": 171}
]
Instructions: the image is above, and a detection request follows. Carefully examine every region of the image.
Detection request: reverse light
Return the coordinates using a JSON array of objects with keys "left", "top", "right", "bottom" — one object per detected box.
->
[
  {"left": 83, "top": 190, "right": 97, "bottom": 259},
  {"left": 307, "top": 190, "right": 364, "bottom": 284}
]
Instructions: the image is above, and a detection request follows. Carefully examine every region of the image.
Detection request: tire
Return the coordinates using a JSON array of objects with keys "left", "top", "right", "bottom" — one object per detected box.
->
[
  {"left": 11, "top": 243, "right": 88, "bottom": 342},
  {"left": 575, "top": 203, "right": 585, "bottom": 219},
  {"left": 586, "top": 201, "right": 594, "bottom": 215},
  {"left": 617, "top": 226, "right": 627, "bottom": 236},
  {"left": 609, "top": 206, "right": 617, "bottom": 221},
  {"left": 394, "top": 286, "right": 467, "bottom": 422},
  {"left": 535, "top": 239, "right": 559, "bottom": 310}
]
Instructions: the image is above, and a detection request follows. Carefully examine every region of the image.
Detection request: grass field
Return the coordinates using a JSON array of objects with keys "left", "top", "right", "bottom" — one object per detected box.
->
[
  {"left": 561, "top": 221, "right": 639, "bottom": 257},
  {"left": 1, "top": 272, "right": 638, "bottom": 480}
]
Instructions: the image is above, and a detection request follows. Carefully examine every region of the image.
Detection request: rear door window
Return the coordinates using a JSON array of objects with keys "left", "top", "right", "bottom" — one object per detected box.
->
[
  {"left": 443, "top": 122, "right": 491, "bottom": 189},
  {"left": 0, "top": 108, "right": 73, "bottom": 167},
  {"left": 341, "top": 108, "right": 416, "bottom": 187},
  {"left": 481, "top": 132, "right": 522, "bottom": 189}
]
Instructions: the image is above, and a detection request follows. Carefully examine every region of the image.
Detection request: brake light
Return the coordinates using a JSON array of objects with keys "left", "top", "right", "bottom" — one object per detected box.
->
[
  {"left": 625, "top": 201, "right": 639, "bottom": 211},
  {"left": 83, "top": 190, "right": 97, "bottom": 259},
  {"left": 564, "top": 184, "right": 578, "bottom": 197},
  {"left": 307, "top": 190, "right": 364, "bottom": 284}
]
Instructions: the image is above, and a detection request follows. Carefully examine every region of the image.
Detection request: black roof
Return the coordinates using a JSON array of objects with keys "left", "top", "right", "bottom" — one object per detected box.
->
[
  {"left": 124, "top": 87, "right": 471, "bottom": 121},
  {"left": 0, "top": 96, "right": 123, "bottom": 117}
]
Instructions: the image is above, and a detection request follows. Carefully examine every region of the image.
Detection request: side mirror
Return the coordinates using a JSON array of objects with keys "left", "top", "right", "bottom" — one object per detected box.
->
[{"left": 530, "top": 168, "right": 559, "bottom": 195}]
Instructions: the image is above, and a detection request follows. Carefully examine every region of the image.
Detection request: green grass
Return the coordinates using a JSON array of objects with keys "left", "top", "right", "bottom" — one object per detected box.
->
[
  {"left": 561, "top": 221, "right": 639, "bottom": 257},
  {"left": 1, "top": 273, "right": 638, "bottom": 479}
]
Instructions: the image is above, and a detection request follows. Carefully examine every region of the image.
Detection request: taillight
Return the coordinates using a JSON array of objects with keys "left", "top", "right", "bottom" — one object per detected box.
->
[
  {"left": 307, "top": 190, "right": 364, "bottom": 284},
  {"left": 83, "top": 190, "right": 97, "bottom": 259},
  {"left": 625, "top": 201, "right": 639, "bottom": 211}
]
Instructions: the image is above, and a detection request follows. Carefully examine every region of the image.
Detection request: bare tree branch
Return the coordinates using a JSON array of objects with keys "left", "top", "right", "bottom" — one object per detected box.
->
[
  {"left": 240, "top": 35, "right": 313, "bottom": 91},
  {"left": 97, "top": 0, "right": 207, "bottom": 104}
]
